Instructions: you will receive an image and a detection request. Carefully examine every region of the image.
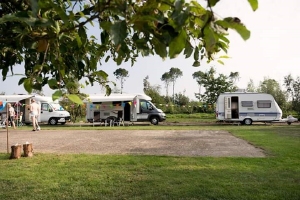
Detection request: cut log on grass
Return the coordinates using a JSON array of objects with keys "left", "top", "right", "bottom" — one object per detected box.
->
[
  {"left": 23, "top": 143, "right": 33, "bottom": 157},
  {"left": 10, "top": 144, "right": 22, "bottom": 159}
]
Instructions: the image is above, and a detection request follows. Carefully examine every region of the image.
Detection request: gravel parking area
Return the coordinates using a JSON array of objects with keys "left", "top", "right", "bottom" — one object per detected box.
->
[{"left": 0, "top": 129, "right": 265, "bottom": 157}]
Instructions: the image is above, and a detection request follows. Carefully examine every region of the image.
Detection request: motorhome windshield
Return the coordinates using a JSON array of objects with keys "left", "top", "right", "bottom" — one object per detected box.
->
[{"left": 50, "top": 103, "right": 65, "bottom": 111}]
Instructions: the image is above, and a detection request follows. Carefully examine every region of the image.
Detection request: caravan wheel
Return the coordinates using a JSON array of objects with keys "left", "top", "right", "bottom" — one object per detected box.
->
[{"left": 243, "top": 118, "right": 252, "bottom": 125}]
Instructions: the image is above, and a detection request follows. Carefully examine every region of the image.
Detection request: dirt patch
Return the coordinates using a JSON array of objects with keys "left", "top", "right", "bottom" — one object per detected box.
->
[{"left": 0, "top": 129, "right": 265, "bottom": 157}]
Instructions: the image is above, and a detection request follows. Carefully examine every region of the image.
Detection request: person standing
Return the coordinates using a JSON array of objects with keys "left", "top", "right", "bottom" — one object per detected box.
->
[
  {"left": 7, "top": 103, "right": 16, "bottom": 129},
  {"left": 30, "top": 99, "right": 40, "bottom": 131}
]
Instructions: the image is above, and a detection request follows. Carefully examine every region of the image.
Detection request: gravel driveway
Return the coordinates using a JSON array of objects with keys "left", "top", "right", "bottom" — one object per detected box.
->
[{"left": 0, "top": 129, "right": 265, "bottom": 157}]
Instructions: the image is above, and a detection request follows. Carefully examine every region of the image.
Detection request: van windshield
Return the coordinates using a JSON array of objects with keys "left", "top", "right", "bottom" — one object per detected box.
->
[{"left": 50, "top": 103, "right": 65, "bottom": 111}]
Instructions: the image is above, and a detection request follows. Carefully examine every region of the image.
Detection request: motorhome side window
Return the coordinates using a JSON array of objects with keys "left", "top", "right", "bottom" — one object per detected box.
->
[
  {"left": 241, "top": 101, "right": 253, "bottom": 107},
  {"left": 257, "top": 100, "right": 271, "bottom": 108},
  {"left": 140, "top": 100, "right": 153, "bottom": 110},
  {"left": 41, "top": 103, "right": 49, "bottom": 111}
]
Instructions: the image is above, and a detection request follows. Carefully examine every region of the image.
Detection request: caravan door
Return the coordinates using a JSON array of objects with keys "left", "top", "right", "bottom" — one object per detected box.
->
[
  {"left": 224, "top": 97, "right": 232, "bottom": 119},
  {"left": 131, "top": 96, "right": 140, "bottom": 122}
]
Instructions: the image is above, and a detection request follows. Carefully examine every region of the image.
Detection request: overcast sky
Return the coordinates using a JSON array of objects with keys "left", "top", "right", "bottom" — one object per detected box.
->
[{"left": 1, "top": 0, "right": 299, "bottom": 100}]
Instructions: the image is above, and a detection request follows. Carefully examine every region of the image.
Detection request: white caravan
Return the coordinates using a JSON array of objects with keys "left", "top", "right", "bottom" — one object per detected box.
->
[
  {"left": 215, "top": 92, "right": 284, "bottom": 125},
  {"left": 0, "top": 95, "right": 70, "bottom": 125},
  {"left": 85, "top": 93, "right": 166, "bottom": 125}
]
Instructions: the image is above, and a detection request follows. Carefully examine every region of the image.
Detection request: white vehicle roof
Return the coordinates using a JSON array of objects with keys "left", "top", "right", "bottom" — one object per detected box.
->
[
  {"left": 85, "top": 93, "right": 152, "bottom": 103},
  {"left": 0, "top": 95, "right": 34, "bottom": 102}
]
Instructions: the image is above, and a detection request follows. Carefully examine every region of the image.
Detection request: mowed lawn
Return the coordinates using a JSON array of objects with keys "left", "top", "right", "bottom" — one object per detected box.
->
[{"left": 0, "top": 124, "right": 299, "bottom": 200}]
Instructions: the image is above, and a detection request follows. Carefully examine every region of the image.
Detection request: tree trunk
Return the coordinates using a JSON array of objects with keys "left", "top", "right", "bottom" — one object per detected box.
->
[
  {"left": 10, "top": 144, "right": 22, "bottom": 159},
  {"left": 23, "top": 143, "right": 34, "bottom": 157}
]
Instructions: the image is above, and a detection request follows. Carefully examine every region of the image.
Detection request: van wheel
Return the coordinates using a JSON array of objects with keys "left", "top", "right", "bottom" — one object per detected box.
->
[
  {"left": 287, "top": 122, "right": 291, "bottom": 125},
  {"left": 243, "top": 118, "right": 252, "bottom": 125},
  {"left": 49, "top": 118, "right": 57, "bottom": 125},
  {"left": 150, "top": 116, "right": 159, "bottom": 125}
]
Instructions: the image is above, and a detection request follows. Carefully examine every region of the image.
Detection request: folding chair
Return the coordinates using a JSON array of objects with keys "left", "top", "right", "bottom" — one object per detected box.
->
[{"left": 17, "top": 115, "right": 23, "bottom": 127}]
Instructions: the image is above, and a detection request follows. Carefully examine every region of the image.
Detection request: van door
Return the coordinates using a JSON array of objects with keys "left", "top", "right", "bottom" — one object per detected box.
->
[
  {"left": 131, "top": 96, "right": 139, "bottom": 122},
  {"left": 40, "top": 103, "right": 51, "bottom": 122},
  {"left": 224, "top": 97, "right": 232, "bottom": 119}
]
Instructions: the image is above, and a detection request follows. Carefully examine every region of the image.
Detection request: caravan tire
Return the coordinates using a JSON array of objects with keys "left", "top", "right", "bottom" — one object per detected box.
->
[
  {"left": 49, "top": 118, "right": 58, "bottom": 125},
  {"left": 150, "top": 116, "right": 159, "bottom": 125},
  {"left": 243, "top": 118, "right": 252, "bottom": 125}
]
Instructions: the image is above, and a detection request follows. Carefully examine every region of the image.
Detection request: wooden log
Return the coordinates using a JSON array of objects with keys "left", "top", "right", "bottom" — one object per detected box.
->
[
  {"left": 10, "top": 144, "right": 22, "bottom": 159},
  {"left": 23, "top": 143, "right": 33, "bottom": 157}
]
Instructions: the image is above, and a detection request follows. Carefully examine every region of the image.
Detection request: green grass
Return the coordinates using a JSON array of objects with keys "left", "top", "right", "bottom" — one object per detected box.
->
[{"left": 0, "top": 125, "right": 299, "bottom": 199}]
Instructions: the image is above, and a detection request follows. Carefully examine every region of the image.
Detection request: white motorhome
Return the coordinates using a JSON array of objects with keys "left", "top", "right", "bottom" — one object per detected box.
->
[
  {"left": 0, "top": 95, "right": 70, "bottom": 125},
  {"left": 85, "top": 93, "right": 166, "bottom": 125},
  {"left": 216, "top": 92, "right": 283, "bottom": 125}
]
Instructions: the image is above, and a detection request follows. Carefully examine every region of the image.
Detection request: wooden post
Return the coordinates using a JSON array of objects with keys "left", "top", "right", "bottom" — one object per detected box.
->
[
  {"left": 23, "top": 143, "right": 33, "bottom": 157},
  {"left": 10, "top": 144, "right": 22, "bottom": 159}
]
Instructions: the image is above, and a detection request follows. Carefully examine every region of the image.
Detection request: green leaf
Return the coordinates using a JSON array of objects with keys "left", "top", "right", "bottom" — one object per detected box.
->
[
  {"left": 78, "top": 26, "right": 87, "bottom": 46},
  {"left": 169, "top": 30, "right": 187, "bottom": 58},
  {"left": 29, "top": 0, "right": 39, "bottom": 17},
  {"left": 18, "top": 77, "right": 26, "bottom": 86},
  {"left": 75, "top": 33, "right": 82, "bottom": 48},
  {"left": 152, "top": 38, "right": 167, "bottom": 58},
  {"left": 217, "top": 60, "right": 225, "bottom": 65},
  {"left": 208, "top": 0, "right": 220, "bottom": 7},
  {"left": 105, "top": 56, "right": 110, "bottom": 62},
  {"left": 67, "top": 94, "right": 83, "bottom": 105},
  {"left": 219, "top": 55, "right": 230, "bottom": 59},
  {"left": 184, "top": 41, "right": 193, "bottom": 58},
  {"left": 192, "top": 61, "right": 201, "bottom": 67},
  {"left": 33, "top": 65, "right": 43, "bottom": 73},
  {"left": 24, "top": 78, "right": 32, "bottom": 93},
  {"left": 110, "top": 21, "right": 127, "bottom": 45},
  {"left": 194, "top": 46, "right": 199, "bottom": 61},
  {"left": 105, "top": 85, "right": 112, "bottom": 96},
  {"left": 216, "top": 18, "right": 251, "bottom": 40},
  {"left": 52, "top": 90, "right": 62, "bottom": 101},
  {"left": 203, "top": 26, "right": 217, "bottom": 52},
  {"left": 247, "top": 0, "right": 258, "bottom": 11},
  {"left": 49, "top": 2, "right": 70, "bottom": 26},
  {"left": 48, "top": 79, "right": 58, "bottom": 89}
]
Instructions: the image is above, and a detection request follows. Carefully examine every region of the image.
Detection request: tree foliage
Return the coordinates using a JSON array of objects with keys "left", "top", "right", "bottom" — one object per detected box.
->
[
  {"left": 192, "top": 67, "right": 238, "bottom": 104},
  {"left": 161, "top": 72, "right": 172, "bottom": 97},
  {"left": 284, "top": 74, "right": 300, "bottom": 115},
  {"left": 143, "top": 76, "right": 164, "bottom": 104},
  {"left": 168, "top": 67, "right": 183, "bottom": 102},
  {"left": 257, "top": 78, "right": 287, "bottom": 110},
  {"left": 0, "top": 0, "right": 257, "bottom": 103},
  {"left": 113, "top": 68, "right": 129, "bottom": 94}
]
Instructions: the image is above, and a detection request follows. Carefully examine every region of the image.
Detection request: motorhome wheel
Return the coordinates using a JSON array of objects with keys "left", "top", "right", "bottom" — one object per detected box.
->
[
  {"left": 150, "top": 116, "right": 159, "bottom": 125},
  {"left": 49, "top": 118, "right": 58, "bottom": 125},
  {"left": 243, "top": 118, "right": 252, "bottom": 125},
  {"left": 287, "top": 122, "right": 291, "bottom": 125}
]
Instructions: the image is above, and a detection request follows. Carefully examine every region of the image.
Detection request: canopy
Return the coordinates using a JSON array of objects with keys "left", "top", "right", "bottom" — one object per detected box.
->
[{"left": 0, "top": 95, "right": 35, "bottom": 103}]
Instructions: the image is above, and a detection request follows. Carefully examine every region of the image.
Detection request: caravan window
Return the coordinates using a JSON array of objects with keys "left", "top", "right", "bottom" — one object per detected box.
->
[
  {"left": 241, "top": 101, "right": 253, "bottom": 107},
  {"left": 257, "top": 100, "right": 271, "bottom": 108}
]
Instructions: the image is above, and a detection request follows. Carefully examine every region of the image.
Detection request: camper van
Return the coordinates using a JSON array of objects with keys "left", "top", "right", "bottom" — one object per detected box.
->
[
  {"left": 215, "top": 92, "right": 283, "bottom": 125},
  {"left": 0, "top": 95, "right": 70, "bottom": 125},
  {"left": 85, "top": 93, "right": 166, "bottom": 125}
]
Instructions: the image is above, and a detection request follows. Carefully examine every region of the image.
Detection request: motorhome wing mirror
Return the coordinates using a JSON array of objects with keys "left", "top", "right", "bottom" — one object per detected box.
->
[{"left": 49, "top": 108, "right": 53, "bottom": 112}]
